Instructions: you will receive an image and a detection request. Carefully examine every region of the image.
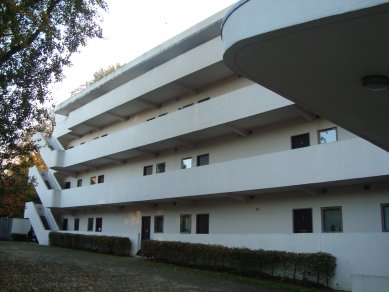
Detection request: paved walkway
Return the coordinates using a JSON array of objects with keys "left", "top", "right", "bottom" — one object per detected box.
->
[{"left": 0, "top": 242, "right": 327, "bottom": 291}]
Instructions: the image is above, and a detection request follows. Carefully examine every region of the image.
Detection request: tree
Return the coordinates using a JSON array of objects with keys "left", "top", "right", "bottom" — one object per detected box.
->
[{"left": 0, "top": 0, "right": 107, "bottom": 177}]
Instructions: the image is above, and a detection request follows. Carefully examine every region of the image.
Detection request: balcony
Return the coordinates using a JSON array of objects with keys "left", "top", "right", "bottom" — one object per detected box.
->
[
  {"left": 222, "top": 0, "right": 389, "bottom": 151},
  {"left": 41, "top": 84, "right": 294, "bottom": 172},
  {"left": 44, "top": 138, "right": 389, "bottom": 208}
]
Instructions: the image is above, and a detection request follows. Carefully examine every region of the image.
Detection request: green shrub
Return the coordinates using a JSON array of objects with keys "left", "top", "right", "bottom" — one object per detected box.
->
[
  {"left": 142, "top": 240, "right": 336, "bottom": 287},
  {"left": 11, "top": 233, "right": 26, "bottom": 242},
  {"left": 49, "top": 232, "right": 131, "bottom": 256}
]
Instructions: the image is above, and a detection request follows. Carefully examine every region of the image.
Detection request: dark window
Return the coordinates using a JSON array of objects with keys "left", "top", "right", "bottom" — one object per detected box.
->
[
  {"left": 322, "top": 207, "right": 342, "bottom": 232},
  {"left": 101, "top": 134, "right": 108, "bottom": 137},
  {"left": 90, "top": 176, "right": 96, "bottom": 185},
  {"left": 318, "top": 128, "right": 337, "bottom": 144},
  {"left": 74, "top": 218, "right": 80, "bottom": 231},
  {"left": 154, "top": 216, "right": 164, "bottom": 233},
  {"left": 87, "top": 218, "right": 94, "bottom": 231},
  {"left": 95, "top": 217, "right": 103, "bottom": 232},
  {"left": 197, "top": 154, "right": 209, "bottom": 166},
  {"left": 196, "top": 214, "right": 209, "bottom": 234},
  {"left": 98, "top": 175, "right": 104, "bottom": 184},
  {"left": 62, "top": 218, "right": 68, "bottom": 231},
  {"left": 181, "top": 157, "right": 192, "bottom": 169},
  {"left": 156, "top": 163, "right": 165, "bottom": 174},
  {"left": 382, "top": 203, "right": 389, "bottom": 232},
  {"left": 143, "top": 165, "right": 153, "bottom": 176},
  {"left": 180, "top": 214, "right": 191, "bottom": 233},
  {"left": 293, "top": 208, "right": 313, "bottom": 233},
  {"left": 77, "top": 179, "right": 82, "bottom": 187},
  {"left": 198, "top": 97, "right": 210, "bottom": 103},
  {"left": 64, "top": 182, "right": 71, "bottom": 189},
  {"left": 147, "top": 117, "right": 155, "bottom": 121},
  {"left": 291, "top": 133, "right": 310, "bottom": 149}
]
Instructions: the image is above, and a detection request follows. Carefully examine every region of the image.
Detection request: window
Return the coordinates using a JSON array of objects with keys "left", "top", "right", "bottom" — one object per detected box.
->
[
  {"left": 291, "top": 133, "right": 310, "bottom": 149},
  {"left": 318, "top": 128, "right": 337, "bottom": 144},
  {"left": 77, "top": 179, "right": 82, "bottom": 187},
  {"left": 74, "top": 218, "right": 80, "bottom": 231},
  {"left": 196, "top": 214, "right": 209, "bottom": 234},
  {"left": 87, "top": 218, "right": 94, "bottom": 231},
  {"left": 143, "top": 165, "right": 153, "bottom": 176},
  {"left": 183, "top": 103, "right": 194, "bottom": 108},
  {"left": 181, "top": 157, "right": 192, "bottom": 169},
  {"left": 293, "top": 208, "right": 313, "bottom": 233},
  {"left": 198, "top": 97, "right": 210, "bottom": 103},
  {"left": 156, "top": 163, "right": 166, "bottom": 174},
  {"left": 98, "top": 175, "right": 104, "bottom": 184},
  {"left": 95, "top": 217, "right": 103, "bottom": 232},
  {"left": 180, "top": 214, "right": 191, "bottom": 233},
  {"left": 197, "top": 154, "right": 209, "bottom": 167},
  {"left": 90, "top": 176, "right": 96, "bottom": 185},
  {"left": 322, "top": 207, "right": 342, "bottom": 232},
  {"left": 381, "top": 203, "right": 389, "bottom": 232},
  {"left": 62, "top": 218, "right": 68, "bottom": 231},
  {"left": 154, "top": 216, "right": 164, "bottom": 233},
  {"left": 64, "top": 182, "right": 71, "bottom": 189}
]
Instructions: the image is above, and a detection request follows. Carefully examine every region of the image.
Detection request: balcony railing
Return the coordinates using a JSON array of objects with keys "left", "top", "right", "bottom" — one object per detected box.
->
[{"left": 41, "top": 138, "right": 389, "bottom": 208}]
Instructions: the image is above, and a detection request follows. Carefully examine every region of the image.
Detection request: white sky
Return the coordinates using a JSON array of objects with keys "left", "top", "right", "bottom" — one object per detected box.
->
[{"left": 52, "top": 0, "right": 237, "bottom": 105}]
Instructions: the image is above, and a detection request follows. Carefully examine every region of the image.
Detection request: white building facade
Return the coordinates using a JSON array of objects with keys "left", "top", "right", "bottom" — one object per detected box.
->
[{"left": 25, "top": 7, "right": 389, "bottom": 291}]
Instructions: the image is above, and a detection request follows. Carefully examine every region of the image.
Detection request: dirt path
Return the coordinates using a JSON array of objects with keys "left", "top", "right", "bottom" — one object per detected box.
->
[{"left": 0, "top": 242, "right": 326, "bottom": 291}]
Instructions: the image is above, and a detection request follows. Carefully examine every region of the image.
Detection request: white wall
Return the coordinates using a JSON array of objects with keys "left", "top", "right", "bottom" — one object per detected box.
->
[{"left": 58, "top": 183, "right": 389, "bottom": 291}]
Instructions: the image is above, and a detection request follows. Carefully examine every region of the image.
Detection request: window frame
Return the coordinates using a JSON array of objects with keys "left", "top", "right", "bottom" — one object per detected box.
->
[
  {"left": 154, "top": 215, "right": 164, "bottom": 233},
  {"left": 196, "top": 213, "right": 209, "bottom": 234},
  {"left": 74, "top": 218, "right": 80, "bottom": 231},
  {"left": 291, "top": 133, "right": 310, "bottom": 149},
  {"left": 321, "top": 206, "right": 343, "bottom": 233},
  {"left": 90, "top": 176, "right": 96, "bottom": 185},
  {"left": 181, "top": 157, "right": 192, "bottom": 169},
  {"left": 180, "top": 214, "right": 192, "bottom": 234},
  {"left": 95, "top": 217, "right": 103, "bottom": 232},
  {"left": 143, "top": 165, "right": 153, "bottom": 176},
  {"left": 97, "top": 175, "right": 104, "bottom": 184},
  {"left": 197, "top": 154, "right": 209, "bottom": 167},
  {"left": 381, "top": 203, "right": 389, "bottom": 232},
  {"left": 77, "top": 179, "right": 82, "bottom": 187},
  {"left": 62, "top": 218, "right": 68, "bottom": 231},
  {"left": 87, "top": 218, "right": 94, "bottom": 231},
  {"left": 318, "top": 127, "right": 338, "bottom": 144},
  {"left": 156, "top": 162, "right": 166, "bottom": 174},
  {"left": 293, "top": 208, "right": 313, "bottom": 233}
]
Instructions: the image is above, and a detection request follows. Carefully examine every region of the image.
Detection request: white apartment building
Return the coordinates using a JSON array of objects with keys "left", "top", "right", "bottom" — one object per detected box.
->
[{"left": 25, "top": 6, "right": 389, "bottom": 291}]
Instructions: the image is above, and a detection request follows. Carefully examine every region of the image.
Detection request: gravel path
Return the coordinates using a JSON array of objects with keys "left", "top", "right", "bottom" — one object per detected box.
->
[{"left": 0, "top": 242, "right": 327, "bottom": 292}]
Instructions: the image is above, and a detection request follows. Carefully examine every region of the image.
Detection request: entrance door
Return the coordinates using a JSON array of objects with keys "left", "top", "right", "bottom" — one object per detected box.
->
[{"left": 141, "top": 216, "right": 151, "bottom": 241}]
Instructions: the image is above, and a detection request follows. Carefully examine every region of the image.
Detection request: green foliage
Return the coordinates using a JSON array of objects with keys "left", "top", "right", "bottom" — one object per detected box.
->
[
  {"left": 49, "top": 232, "right": 131, "bottom": 256},
  {"left": 142, "top": 240, "right": 336, "bottom": 287},
  {"left": 0, "top": 0, "right": 107, "bottom": 180},
  {"left": 71, "top": 63, "right": 122, "bottom": 95},
  {"left": 10, "top": 233, "right": 26, "bottom": 242}
]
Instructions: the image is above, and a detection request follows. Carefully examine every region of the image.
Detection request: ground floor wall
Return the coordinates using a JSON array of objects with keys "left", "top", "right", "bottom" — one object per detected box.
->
[{"left": 57, "top": 182, "right": 389, "bottom": 291}]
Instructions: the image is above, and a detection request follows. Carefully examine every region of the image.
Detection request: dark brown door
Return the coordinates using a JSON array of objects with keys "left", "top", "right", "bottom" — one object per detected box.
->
[{"left": 141, "top": 216, "right": 151, "bottom": 241}]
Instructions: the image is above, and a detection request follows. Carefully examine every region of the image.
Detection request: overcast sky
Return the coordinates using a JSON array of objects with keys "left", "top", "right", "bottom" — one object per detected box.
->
[{"left": 52, "top": 0, "right": 237, "bottom": 105}]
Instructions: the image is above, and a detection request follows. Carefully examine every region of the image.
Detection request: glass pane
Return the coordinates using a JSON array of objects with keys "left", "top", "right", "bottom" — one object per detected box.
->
[
  {"left": 319, "top": 128, "right": 337, "bottom": 144},
  {"left": 181, "top": 158, "right": 192, "bottom": 169},
  {"left": 197, "top": 154, "right": 209, "bottom": 166},
  {"left": 180, "top": 215, "right": 191, "bottom": 233},
  {"left": 156, "top": 163, "right": 165, "bottom": 173},
  {"left": 323, "top": 208, "right": 342, "bottom": 232},
  {"left": 384, "top": 206, "right": 389, "bottom": 231}
]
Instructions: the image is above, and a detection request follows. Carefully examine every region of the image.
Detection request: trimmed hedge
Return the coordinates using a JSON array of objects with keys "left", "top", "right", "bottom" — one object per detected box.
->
[
  {"left": 142, "top": 240, "right": 336, "bottom": 287},
  {"left": 11, "top": 233, "right": 26, "bottom": 242},
  {"left": 49, "top": 232, "right": 131, "bottom": 256}
]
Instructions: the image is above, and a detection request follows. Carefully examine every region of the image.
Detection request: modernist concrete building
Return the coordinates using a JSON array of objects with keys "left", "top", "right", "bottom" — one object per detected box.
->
[{"left": 25, "top": 5, "right": 389, "bottom": 291}]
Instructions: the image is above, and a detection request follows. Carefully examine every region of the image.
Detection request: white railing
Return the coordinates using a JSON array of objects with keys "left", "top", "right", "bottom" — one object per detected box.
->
[
  {"left": 24, "top": 203, "right": 50, "bottom": 245},
  {"left": 53, "top": 138, "right": 389, "bottom": 208}
]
